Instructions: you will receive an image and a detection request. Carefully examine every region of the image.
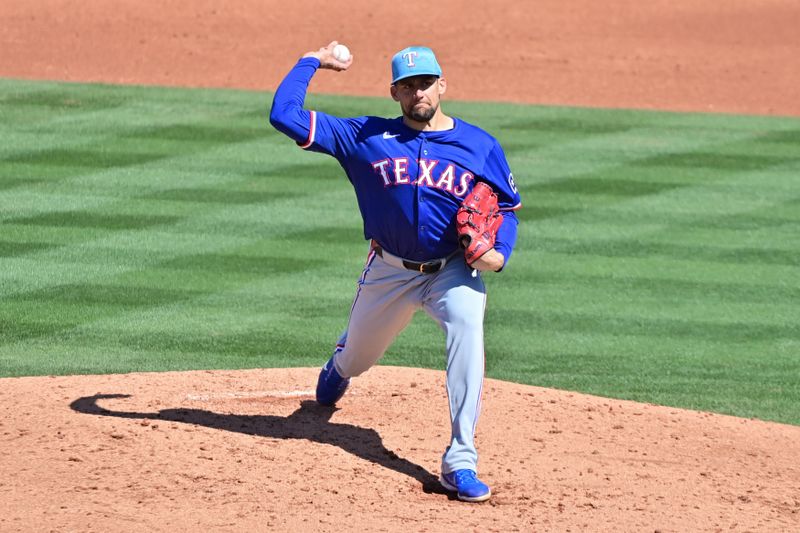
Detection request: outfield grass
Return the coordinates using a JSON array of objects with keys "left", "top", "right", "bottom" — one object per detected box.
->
[{"left": 1, "top": 79, "right": 798, "bottom": 424}]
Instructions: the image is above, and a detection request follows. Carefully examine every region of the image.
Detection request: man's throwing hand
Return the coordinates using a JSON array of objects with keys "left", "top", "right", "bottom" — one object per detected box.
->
[{"left": 303, "top": 41, "right": 354, "bottom": 71}]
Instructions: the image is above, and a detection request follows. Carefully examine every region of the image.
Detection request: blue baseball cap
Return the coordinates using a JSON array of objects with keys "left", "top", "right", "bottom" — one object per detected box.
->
[{"left": 391, "top": 46, "right": 442, "bottom": 84}]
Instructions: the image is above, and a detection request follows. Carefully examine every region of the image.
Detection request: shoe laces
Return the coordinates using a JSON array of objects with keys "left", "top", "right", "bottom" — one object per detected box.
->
[{"left": 455, "top": 469, "right": 479, "bottom": 485}]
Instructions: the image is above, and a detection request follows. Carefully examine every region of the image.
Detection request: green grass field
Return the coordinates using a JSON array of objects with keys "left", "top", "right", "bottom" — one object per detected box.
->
[{"left": 1, "top": 79, "right": 798, "bottom": 424}]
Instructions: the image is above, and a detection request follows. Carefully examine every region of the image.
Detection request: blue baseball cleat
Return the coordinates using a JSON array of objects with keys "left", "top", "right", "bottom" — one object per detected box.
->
[
  {"left": 315, "top": 356, "right": 350, "bottom": 406},
  {"left": 439, "top": 469, "right": 492, "bottom": 502}
]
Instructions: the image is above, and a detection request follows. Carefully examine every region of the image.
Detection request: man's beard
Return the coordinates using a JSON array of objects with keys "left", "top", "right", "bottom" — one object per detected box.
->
[{"left": 405, "top": 103, "right": 437, "bottom": 123}]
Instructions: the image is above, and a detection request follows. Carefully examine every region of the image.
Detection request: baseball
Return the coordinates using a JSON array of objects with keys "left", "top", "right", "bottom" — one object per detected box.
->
[{"left": 333, "top": 44, "right": 351, "bottom": 62}]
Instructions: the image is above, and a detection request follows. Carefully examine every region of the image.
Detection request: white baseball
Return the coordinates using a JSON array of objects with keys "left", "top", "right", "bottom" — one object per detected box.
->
[{"left": 333, "top": 44, "right": 351, "bottom": 62}]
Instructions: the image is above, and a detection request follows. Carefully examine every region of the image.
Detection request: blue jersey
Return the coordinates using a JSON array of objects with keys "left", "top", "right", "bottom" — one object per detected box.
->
[{"left": 270, "top": 58, "right": 521, "bottom": 263}]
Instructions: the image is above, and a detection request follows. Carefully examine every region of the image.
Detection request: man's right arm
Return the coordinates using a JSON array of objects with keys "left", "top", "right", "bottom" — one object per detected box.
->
[
  {"left": 269, "top": 57, "right": 321, "bottom": 144},
  {"left": 269, "top": 42, "right": 354, "bottom": 145}
]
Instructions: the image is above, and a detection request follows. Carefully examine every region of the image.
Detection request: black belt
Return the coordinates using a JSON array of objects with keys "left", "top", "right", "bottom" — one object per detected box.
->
[{"left": 372, "top": 245, "right": 453, "bottom": 274}]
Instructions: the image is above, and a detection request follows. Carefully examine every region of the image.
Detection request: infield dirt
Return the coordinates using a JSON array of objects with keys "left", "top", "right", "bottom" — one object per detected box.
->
[
  {"left": 2, "top": 0, "right": 799, "bottom": 116},
  {"left": 1, "top": 1, "right": 799, "bottom": 532}
]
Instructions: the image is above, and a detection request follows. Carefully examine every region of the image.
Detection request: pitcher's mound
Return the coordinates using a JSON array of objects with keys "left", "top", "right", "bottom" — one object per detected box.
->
[{"left": 1, "top": 366, "right": 798, "bottom": 532}]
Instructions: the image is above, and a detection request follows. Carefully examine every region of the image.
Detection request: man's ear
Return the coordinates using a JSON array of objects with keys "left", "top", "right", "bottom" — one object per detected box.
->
[
  {"left": 390, "top": 84, "right": 400, "bottom": 102},
  {"left": 437, "top": 77, "right": 447, "bottom": 96}
]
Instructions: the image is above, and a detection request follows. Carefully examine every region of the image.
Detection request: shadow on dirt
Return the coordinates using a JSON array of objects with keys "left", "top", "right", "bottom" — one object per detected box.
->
[{"left": 70, "top": 394, "right": 451, "bottom": 497}]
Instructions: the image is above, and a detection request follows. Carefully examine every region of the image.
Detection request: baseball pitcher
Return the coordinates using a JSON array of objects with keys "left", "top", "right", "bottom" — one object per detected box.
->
[{"left": 269, "top": 42, "right": 522, "bottom": 502}]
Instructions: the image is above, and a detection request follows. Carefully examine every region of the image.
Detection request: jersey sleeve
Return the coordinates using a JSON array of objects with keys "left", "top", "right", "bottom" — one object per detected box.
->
[
  {"left": 299, "top": 111, "right": 364, "bottom": 160},
  {"left": 481, "top": 140, "right": 522, "bottom": 211},
  {"left": 269, "top": 57, "right": 361, "bottom": 160},
  {"left": 478, "top": 139, "right": 522, "bottom": 269},
  {"left": 493, "top": 209, "right": 519, "bottom": 269}
]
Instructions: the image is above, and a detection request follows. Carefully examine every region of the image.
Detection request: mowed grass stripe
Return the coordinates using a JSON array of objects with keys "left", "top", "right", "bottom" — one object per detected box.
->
[
  {"left": 0, "top": 240, "right": 59, "bottom": 257},
  {"left": 6, "top": 211, "right": 181, "bottom": 230},
  {"left": 510, "top": 247, "right": 800, "bottom": 287},
  {"left": 1, "top": 294, "right": 202, "bottom": 345},
  {"left": 9, "top": 283, "right": 205, "bottom": 307},
  {"left": 636, "top": 151, "right": 795, "bottom": 171},
  {"left": 1, "top": 78, "right": 799, "bottom": 424},
  {"left": 501, "top": 269, "right": 800, "bottom": 306},
  {"left": 490, "top": 308, "right": 799, "bottom": 342},
  {"left": 85, "top": 329, "right": 332, "bottom": 362},
  {"left": 534, "top": 237, "right": 798, "bottom": 266}
]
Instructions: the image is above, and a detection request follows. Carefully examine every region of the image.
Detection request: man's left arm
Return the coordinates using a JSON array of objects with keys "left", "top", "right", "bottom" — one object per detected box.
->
[{"left": 472, "top": 141, "right": 522, "bottom": 272}]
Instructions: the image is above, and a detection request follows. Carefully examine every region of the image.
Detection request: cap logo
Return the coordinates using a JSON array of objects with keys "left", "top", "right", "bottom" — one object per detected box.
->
[
  {"left": 391, "top": 47, "right": 441, "bottom": 84},
  {"left": 402, "top": 51, "right": 418, "bottom": 67}
]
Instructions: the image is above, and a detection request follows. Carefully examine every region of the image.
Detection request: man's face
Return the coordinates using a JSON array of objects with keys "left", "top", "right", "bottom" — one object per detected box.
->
[{"left": 391, "top": 75, "right": 446, "bottom": 123}]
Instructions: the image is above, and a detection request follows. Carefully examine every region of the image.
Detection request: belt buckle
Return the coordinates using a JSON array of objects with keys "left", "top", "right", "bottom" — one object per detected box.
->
[{"left": 421, "top": 259, "right": 442, "bottom": 274}]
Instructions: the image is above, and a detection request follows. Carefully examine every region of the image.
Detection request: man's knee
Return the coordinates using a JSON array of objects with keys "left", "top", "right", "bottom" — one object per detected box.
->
[{"left": 443, "top": 308, "right": 484, "bottom": 333}]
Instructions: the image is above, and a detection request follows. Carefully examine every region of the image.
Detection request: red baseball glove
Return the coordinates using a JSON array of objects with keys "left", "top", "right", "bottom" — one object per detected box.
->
[{"left": 456, "top": 182, "right": 504, "bottom": 266}]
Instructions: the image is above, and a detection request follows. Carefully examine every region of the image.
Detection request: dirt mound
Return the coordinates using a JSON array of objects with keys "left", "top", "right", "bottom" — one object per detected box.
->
[{"left": 1, "top": 367, "right": 798, "bottom": 532}]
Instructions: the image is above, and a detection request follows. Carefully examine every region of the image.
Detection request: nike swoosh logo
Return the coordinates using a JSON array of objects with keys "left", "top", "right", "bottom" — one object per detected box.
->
[{"left": 382, "top": 132, "right": 399, "bottom": 139}]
